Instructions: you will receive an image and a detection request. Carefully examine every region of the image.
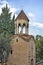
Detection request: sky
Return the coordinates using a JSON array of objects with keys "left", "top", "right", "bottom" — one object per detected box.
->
[{"left": 0, "top": 0, "right": 43, "bottom": 36}]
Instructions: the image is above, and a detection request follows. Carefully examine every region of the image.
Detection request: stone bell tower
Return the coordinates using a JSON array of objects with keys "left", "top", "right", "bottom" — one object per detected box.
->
[
  {"left": 7, "top": 10, "right": 36, "bottom": 65},
  {"left": 15, "top": 10, "right": 29, "bottom": 34}
]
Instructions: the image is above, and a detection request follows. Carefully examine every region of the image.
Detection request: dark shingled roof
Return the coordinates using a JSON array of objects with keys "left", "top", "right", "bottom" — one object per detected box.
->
[{"left": 16, "top": 10, "right": 29, "bottom": 21}]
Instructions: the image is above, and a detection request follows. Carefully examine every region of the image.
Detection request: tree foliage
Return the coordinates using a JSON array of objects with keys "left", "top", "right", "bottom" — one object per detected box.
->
[
  {"left": 0, "top": 34, "right": 11, "bottom": 61},
  {"left": 36, "top": 35, "right": 43, "bottom": 62},
  {"left": 0, "top": 4, "right": 15, "bottom": 36},
  {"left": 0, "top": 4, "right": 15, "bottom": 62}
]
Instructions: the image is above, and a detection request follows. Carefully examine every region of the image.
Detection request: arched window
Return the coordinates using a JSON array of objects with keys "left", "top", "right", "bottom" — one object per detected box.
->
[
  {"left": 11, "top": 50, "right": 12, "bottom": 54},
  {"left": 18, "top": 24, "right": 21, "bottom": 33},
  {"left": 31, "top": 59, "right": 33, "bottom": 65},
  {"left": 22, "top": 24, "right": 26, "bottom": 34}
]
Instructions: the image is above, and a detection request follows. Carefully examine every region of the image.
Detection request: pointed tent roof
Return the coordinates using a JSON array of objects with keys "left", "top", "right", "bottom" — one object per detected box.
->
[{"left": 16, "top": 10, "right": 29, "bottom": 21}]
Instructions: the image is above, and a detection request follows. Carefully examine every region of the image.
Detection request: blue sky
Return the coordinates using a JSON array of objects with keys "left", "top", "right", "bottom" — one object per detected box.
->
[{"left": 0, "top": 0, "right": 43, "bottom": 36}]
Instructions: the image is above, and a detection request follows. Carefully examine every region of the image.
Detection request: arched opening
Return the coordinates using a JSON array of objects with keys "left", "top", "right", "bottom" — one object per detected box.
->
[
  {"left": 31, "top": 59, "right": 33, "bottom": 65},
  {"left": 22, "top": 24, "right": 26, "bottom": 34},
  {"left": 18, "top": 24, "right": 21, "bottom": 33},
  {"left": 11, "top": 50, "right": 12, "bottom": 54}
]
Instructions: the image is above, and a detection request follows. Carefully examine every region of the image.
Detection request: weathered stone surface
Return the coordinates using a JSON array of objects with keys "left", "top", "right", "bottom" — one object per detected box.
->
[{"left": 7, "top": 34, "right": 36, "bottom": 65}]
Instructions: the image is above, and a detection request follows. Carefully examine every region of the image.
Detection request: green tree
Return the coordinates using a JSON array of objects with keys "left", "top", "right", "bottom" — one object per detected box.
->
[
  {"left": 39, "top": 37, "right": 43, "bottom": 60},
  {"left": 0, "top": 4, "right": 15, "bottom": 36},
  {"left": 0, "top": 4, "right": 16, "bottom": 63},
  {"left": 10, "top": 14, "right": 15, "bottom": 35},
  {"left": 0, "top": 35, "right": 11, "bottom": 62},
  {"left": 36, "top": 35, "right": 41, "bottom": 62},
  {"left": 0, "top": 4, "right": 15, "bottom": 63},
  {"left": 36, "top": 35, "right": 43, "bottom": 62}
]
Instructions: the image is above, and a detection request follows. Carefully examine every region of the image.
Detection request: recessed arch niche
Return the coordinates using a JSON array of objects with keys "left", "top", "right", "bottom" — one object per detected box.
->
[
  {"left": 18, "top": 23, "right": 21, "bottom": 33},
  {"left": 22, "top": 23, "right": 26, "bottom": 34}
]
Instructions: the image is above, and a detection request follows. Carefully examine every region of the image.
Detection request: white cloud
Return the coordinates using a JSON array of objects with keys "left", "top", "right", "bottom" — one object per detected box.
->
[
  {"left": 0, "top": 0, "right": 18, "bottom": 18},
  {"left": 28, "top": 12, "right": 43, "bottom": 29},
  {"left": 28, "top": 12, "right": 35, "bottom": 21},
  {"left": 0, "top": 0, "right": 8, "bottom": 4},
  {"left": 28, "top": 12, "right": 35, "bottom": 17},
  {"left": 29, "top": 22, "right": 43, "bottom": 29},
  {"left": 15, "top": 14, "right": 17, "bottom": 19},
  {"left": 0, "top": 0, "right": 8, "bottom": 8},
  {"left": 10, "top": 8, "right": 18, "bottom": 18}
]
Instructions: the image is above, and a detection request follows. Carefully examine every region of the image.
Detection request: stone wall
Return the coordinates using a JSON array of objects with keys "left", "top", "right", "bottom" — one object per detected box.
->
[{"left": 7, "top": 35, "right": 36, "bottom": 65}]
